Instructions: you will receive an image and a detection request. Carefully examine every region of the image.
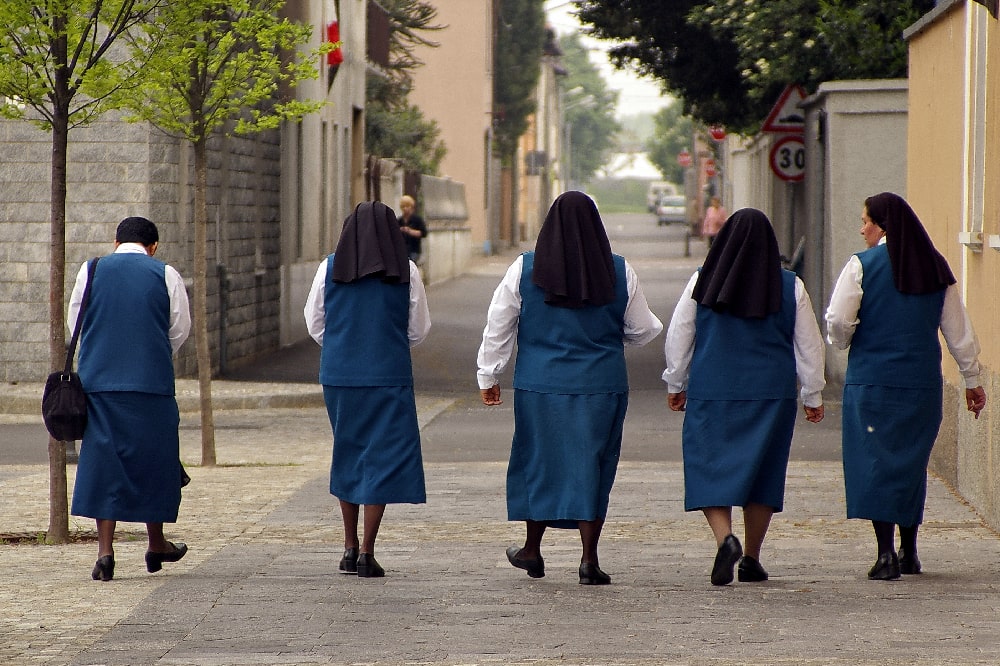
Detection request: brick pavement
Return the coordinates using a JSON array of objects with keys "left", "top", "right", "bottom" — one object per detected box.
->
[{"left": 2, "top": 385, "right": 1000, "bottom": 665}]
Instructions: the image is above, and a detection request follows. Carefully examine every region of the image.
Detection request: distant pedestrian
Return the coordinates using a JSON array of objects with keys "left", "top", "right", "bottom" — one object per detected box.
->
[
  {"left": 70, "top": 216, "right": 192, "bottom": 582},
  {"left": 701, "top": 196, "right": 727, "bottom": 247},
  {"left": 397, "top": 195, "right": 428, "bottom": 264},
  {"left": 826, "top": 192, "right": 986, "bottom": 580},
  {"left": 477, "top": 190, "right": 663, "bottom": 585},
  {"left": 304, "top": 201, "right": 431, "bottom": 578},
  {"left": 664, "top": 208, "right": 825, "bottom": 585}
]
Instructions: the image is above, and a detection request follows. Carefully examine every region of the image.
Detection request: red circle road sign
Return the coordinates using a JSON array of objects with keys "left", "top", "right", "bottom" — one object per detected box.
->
[
  {"left": 677, "top": 149, "right": 692, "bottom": 167},
  {"left": 769, "top": 135, "right": 805, "bottom": 182}
]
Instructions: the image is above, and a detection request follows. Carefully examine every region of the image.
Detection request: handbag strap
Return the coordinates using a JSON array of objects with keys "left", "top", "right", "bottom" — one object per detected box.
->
[{"left": 64, "top": 257, "right": 100, "bottom": 373}]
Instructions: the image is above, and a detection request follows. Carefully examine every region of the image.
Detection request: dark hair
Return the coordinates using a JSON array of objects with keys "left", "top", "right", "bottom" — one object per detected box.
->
[{"left": 115, "top": 216, "right": 159, "bottom": 246}]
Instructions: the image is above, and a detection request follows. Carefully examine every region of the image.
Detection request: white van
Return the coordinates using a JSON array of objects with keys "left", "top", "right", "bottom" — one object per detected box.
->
[{"left": 646, "top": 181, "right": 678, "bottom": 212}]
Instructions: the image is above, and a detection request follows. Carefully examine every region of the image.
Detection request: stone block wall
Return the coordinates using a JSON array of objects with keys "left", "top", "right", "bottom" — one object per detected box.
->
[{"left": 0, "top": 115, "right": 282, "bottom": 383}]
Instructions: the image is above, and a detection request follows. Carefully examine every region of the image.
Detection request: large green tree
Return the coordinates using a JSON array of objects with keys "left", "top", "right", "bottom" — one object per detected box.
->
[
  {"left": 493, "top": 0, "right": 546, "bottom": 162},
  {"left": 558, "top": 31, "right": 619, "bottom": 188},
  {"left": 124, "top": 0, "right": 327, "bottom": 466},
  {"left": 365, "top": 0, "right": 445, "bottom": 174},
  {"left": 0, "top": 0, "right": 169, "bottom": 544},
  {"left": 576, "top": 0, "right": 934, "bottom": 133}
]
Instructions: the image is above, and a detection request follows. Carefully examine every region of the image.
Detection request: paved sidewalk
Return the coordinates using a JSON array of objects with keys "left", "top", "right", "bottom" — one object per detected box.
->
[{"left": 2, "top": 384, "right": 1000, "bottom": 665}]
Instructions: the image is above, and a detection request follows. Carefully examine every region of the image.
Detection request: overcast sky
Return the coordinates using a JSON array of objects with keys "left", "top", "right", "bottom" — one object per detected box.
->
[{"left": 544, "top": 0, "right": 673, "bottom": 119}]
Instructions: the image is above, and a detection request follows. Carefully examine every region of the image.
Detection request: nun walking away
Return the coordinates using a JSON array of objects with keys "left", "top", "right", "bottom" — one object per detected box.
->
[
  {"left": 826, "top": 192, "right": 986, "bottom": 581},
  {"left": 304, "top": 201, "right": 431, "bottom": 578},
  {"left": 664, "top": 208, "right": 826, "bottom": 586},
  {"left": 70, "top": 217, "right": 192, "bottom": 582},
  {"left": 477, "top": 191, "right": 663, "bottom": 585}
]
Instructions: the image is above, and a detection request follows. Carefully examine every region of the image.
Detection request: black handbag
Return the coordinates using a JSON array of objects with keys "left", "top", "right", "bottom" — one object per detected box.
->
[{"left": 42, "top": 257, "right": 99, "bottom": 442}]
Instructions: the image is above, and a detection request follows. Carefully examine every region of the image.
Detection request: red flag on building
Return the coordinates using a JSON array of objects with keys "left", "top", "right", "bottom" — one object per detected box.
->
[{"left": 326, "top": 1, "right": 342, "bottom": 87}]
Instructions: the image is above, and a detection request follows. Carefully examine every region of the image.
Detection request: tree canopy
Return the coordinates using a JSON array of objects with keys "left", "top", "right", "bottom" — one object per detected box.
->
[{"left": 576, "top": 0, "right": 935, "bottom": 134}]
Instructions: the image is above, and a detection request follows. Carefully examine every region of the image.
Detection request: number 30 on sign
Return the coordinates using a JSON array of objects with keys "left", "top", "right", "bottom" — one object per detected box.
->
[{"left": 769, "top": 135, "right": 805, "bottom": 182}]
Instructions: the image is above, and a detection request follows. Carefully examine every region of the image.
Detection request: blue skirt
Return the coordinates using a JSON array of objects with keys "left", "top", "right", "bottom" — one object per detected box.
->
[
  {"left": 842, "top": 384, "right": 941, "bottom": 526},
  {"left": 71, "top": 392, "right": 182, "bottom": 523},
  {"left": 682, "top": 398, "right": 797, "bottom": 512},
  {"left": 323, "top": 385, "right": 426, "bottom": 505},
  {"left": 507, "top": 390, "right": 628, "bottom": 527}
]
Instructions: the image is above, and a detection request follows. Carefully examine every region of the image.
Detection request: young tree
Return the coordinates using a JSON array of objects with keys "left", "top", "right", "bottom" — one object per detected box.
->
[
  {"left": 0, "top": 0, "right": 168, "bottom": 544},
  {"left": 124, "top": 0, "right": 329, "bottom": 466}
]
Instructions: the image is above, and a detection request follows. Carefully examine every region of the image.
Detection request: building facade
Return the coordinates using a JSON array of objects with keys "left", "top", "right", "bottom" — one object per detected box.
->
[{"left": 904, "top": 0, "right": 999, "bottom": 529}]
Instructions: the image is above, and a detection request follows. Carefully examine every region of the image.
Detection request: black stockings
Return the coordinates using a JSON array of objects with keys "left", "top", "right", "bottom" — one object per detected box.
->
[
  {"left": 872, "top": 520, "right": 919, "bottom": 556},
  {"left": 872, "top": 520, "right": 895, "bottom": 556}
]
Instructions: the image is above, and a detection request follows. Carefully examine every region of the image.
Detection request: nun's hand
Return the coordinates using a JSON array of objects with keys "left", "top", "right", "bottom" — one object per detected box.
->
[
  {"left": 966, "top": 386, "right": 986, "bottom": 419},
  {"left": 481, "top": 384, "right": 502, "bottom": 406},
  {"left": 667, "top": 392, "right": 686, "bottom": 412},
  {"left": 804, "top": 405, "right": 824, "bottom": 423}
]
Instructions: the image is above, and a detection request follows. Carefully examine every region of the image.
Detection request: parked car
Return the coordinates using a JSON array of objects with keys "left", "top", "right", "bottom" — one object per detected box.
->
[
  {"left": 646, "top": 181, "right": 677, "bottom": 212},
  {"left": 656, "top": 194, "right": 687, "bottom": 226}
]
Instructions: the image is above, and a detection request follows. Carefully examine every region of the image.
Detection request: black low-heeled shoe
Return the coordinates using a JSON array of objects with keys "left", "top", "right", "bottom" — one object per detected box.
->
[
  {"left": 711, "top": 534, "right": 743, "bottom": 586},
  {"left": 356, "top": 553, "right": 385, "bottom": 578},
  {"left": 737, "top": 556, "right": 769, "bottom": 582},
  {"left": 505, "top": 546, "right": 544, "bottom": 578},
  {"left": 867, "top": 551, "right": 901, "bottom": 580},
  {"left": 339, "top": 547, "right": 359, "bottom": 574},
  {"left": 898, "top": 549, "right": 922, "bottom": 575},
  {"left": 92, "top": 555, "right": 114, "bottom": 582},
  {"left": 578, "top": 562, "right": 611, "bottom": 585},
  {"left": 145, "top": 541, "right": 188, "bottom": 573}
]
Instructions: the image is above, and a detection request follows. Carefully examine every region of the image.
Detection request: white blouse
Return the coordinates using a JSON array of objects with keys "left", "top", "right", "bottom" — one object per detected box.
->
[
  {"left": 825, "top": 251, "right": 982, "bottom": 388},
  {"left": 662, "top": 271, "right": 826, "bottom": 408},
  {"left": 303, "top": 258, "right": 431, "bottom": 348},
  {"left": 476, "top": 254, "right": 664, "bottom": 390}
]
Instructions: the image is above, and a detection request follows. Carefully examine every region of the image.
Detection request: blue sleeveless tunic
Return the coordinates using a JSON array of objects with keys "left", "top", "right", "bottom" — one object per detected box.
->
[
  {"left": 506, "top": 253, "right": 630, "bottom": 526},
  {"left": 72, "top": 253, "right": 183, "bottom": 523},
  {"left": 842, "top": 244, "right": 945, "bottom": 525},
  {"left": 682, "top": 269, "right": 799, "bottom": 512},
  {"left": 319, "top": 254, "right": 425, "bottom": 505}
]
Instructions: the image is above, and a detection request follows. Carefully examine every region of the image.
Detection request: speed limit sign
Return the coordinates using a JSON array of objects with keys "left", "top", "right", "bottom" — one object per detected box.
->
[{"left": 769, "top": 135, "right": 805, "bottom": 182}]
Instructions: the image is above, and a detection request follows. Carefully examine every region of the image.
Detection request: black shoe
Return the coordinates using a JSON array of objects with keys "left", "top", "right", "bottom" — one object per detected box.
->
[
  {"left": 339, "top": 547, "right": 359, "bottom": 574},
  {"left": 356, "top": 553, "right": 385, "bottom": 578},
  {"left": 898, "top": 549, "right": 922, "bottom": 575},
  {"left": 867, "top": 551, "right": 901, "bottom": 580},
  {"left": 578, "top": 562, "right": 611, "bottom": 585},
  {"left": 145, "top": 541, "right": 188, "bottom": 573},
  {"left": 91, "top": 555, "right": 114, "bottom": 582},
  {"left": 737, "top": 555, "right": 769, "bottom": 582},
  {"left": 710, "top": 534, "right": 743, "bottom": 586},
  {"left": 506, "top": 546, "right": 544, "bottom": 578}
]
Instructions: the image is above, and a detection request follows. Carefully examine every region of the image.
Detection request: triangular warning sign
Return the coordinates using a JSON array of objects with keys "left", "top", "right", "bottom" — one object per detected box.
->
[{"left": 761, "top": 84, "right": 807, "bottom": 133}]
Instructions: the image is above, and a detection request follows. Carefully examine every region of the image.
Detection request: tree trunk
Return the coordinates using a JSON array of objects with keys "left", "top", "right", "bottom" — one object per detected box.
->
[
  {"left": 46, "top": 109, "right": 70, "bottom": 544},
  {"left": 192, "top": 138, "right": 216, "bottom": 466}
]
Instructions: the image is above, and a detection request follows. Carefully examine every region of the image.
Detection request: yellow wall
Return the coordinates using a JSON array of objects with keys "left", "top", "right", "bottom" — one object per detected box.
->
[{"left": 907, "top": 0, "right": 999, "bottom": 529}]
